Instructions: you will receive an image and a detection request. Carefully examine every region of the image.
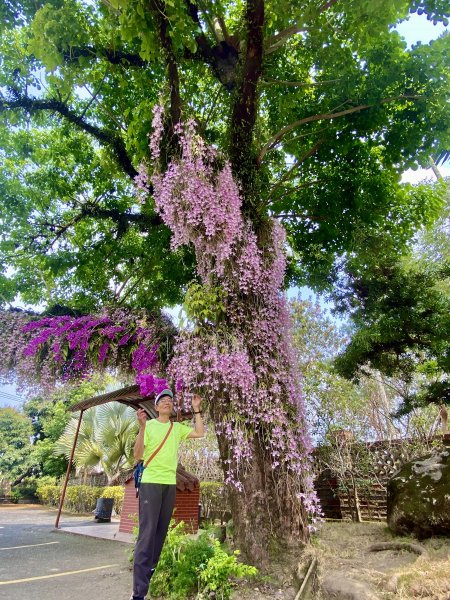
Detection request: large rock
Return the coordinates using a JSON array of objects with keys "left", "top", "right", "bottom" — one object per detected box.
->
[
  {"left": 321, "top": 571, "right": 380, "bottom": 600},
  {"left": 387, "top": 447, "right": 450, "bottom": 538}
]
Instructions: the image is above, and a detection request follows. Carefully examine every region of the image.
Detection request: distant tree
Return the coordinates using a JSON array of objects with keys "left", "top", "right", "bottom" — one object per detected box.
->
[
  {"left": 332, "top": 223, "right": 450, "bottom": 414},
  {"left": 23, "top": 374, "right": 121, "bottom": 477},
  {"left": 0, "top": 407, "right": 33, "bottom": 482},
  {"left": 291, "top": 298, "right": 401, "bottom": 441}
]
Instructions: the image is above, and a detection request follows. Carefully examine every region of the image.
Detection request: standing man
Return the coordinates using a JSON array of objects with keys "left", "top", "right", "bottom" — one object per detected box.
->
[{"left": 130, "top": 388, "right": 204, "bottom": 600}]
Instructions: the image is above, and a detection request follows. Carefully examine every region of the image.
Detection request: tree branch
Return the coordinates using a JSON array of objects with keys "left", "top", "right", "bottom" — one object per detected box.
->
[
  {"left": 264, "top": 0, "right": 339, "bottom": 54},
  {"left": 85, "top": 206, "right": 162, "bottom": 229},
  {"left": 216, "top": 15, "right": 231, "bottom": 43},
  {"left": 269, "top": 141, "right": 323, "bottom": 195},
  {"left": 275, "top": 210, "right": 326, "bottom": 221},
  {"left": 291, "top": 139, "right": 322, "bottom": 170},
  {"left": 62, "top": 46, "right": 147, "bottom": 67},
  {"left": 270, "top": 178, "right": 323, "bottom": 210},
  {"left": 265, "top": 24, "right": 308, "bottom": 54},
  {"left": 259, "top": 95, "right": 421, "bottom": 162},
  {"left": 270, "top": 179, "right": 321, "bottom": 201},
  {"left": 150, "top": 0, "right": 182, "bottom": 129},
  {"left": 196, "top": 0, "right": 222, "bottom": 44},
  {"left": 184, "top": 0, "right": 239, "bottom": 90},
  {"left": 31, "top": 204, "right": 163, "bottom": 252},
  {"left": 79, "top": 71, "right": 108, "bottom": 121},
  {"left": 229, "top": 0, "right": 264, "bottom": 200},
  {"left": 262, "top": 78, "right": 341, "bottom": 87},
  {"left": 0, "top": 92, "right": 138, "bottom": 179}
]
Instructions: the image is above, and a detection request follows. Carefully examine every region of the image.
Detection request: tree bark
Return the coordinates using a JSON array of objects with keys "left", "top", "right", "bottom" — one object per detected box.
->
[
  {"left": 229, "top": 0, "right": 264, "bottom": 207},
  {"left": 210, "top": 402, "right": 309, "bottom": 565}
]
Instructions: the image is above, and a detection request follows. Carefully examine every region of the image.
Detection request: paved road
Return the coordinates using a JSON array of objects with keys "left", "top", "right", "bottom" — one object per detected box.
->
[{"left": 0, "top": 505, "right": 133, "bottom": 600}]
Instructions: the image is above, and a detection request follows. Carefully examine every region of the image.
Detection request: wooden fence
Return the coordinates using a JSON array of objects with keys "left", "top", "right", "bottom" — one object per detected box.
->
[{"left": 314, "top": 437, "right": 438, "bottom": 521}]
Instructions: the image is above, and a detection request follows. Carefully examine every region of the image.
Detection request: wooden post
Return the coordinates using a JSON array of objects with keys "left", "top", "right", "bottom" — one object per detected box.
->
[
  {"left": 55, "top": 409, "right": 84, "bottom": 529},
  {"left": 440, "top": 404, "right": 448, "bottom": 435}
]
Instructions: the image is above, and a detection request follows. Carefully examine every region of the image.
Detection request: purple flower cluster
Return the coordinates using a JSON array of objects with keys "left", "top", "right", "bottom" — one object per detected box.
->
[
  {"left": 134, "top": 163, "right": 150, "bottom": 200},
  {"left": 146, "top": 111, "right": 322, "bottom": 526},
  {"left": 149, "top": 115, "right": 243, "bottom": 279},
  {"left": 131, "top": 342, "right": 158, "bottom": 373},
  {"left": 0, "top": 308, "right": 174, "bottom": 398},
  {"left": 149, "top": 104, "right": 164, "bottom": 161},
  {"left": 136, "top": 373, "right": 168, "bottom": 397}
]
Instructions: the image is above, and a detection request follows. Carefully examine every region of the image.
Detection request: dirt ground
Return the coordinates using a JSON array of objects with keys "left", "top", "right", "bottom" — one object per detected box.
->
[
  {"left": 2, "top": 505, "right": 448, "bottom": 599},
  {"left": 232, "top": 521, "right": 450, "bottom": 600}
]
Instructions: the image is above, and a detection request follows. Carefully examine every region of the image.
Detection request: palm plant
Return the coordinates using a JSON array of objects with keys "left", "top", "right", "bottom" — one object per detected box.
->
[{"left": 54, "top": 403, "right": 138, "bottom": 485}]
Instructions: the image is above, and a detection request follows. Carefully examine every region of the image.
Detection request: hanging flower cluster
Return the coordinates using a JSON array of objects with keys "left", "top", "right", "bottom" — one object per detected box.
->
[
  {"left": 0, "top": 308, "right": 174, "bottom": 397},
  {"left": 142, "top": 118, "right": 244, "bottom": 280},
  {"left": 144, "top": 106, "right": 322, "bottom": 528}
]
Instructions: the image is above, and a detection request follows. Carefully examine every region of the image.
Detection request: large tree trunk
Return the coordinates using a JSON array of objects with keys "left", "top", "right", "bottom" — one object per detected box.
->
[
  {"left": 211, "top": 402, "right": 310, "bottom": 565},
  {"left": 153, "top": 102, "right": 316, "bottom": 569}
]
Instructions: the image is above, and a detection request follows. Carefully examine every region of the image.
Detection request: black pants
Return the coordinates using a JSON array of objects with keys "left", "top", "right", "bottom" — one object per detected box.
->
[{"left": 132, "top": 483, "right": 176, "bottom": 599}]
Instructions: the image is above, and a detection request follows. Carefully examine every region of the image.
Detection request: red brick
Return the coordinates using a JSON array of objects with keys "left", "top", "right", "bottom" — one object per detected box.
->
[{"left": 119, "top": 479, "right": 199, "bottom": 534}]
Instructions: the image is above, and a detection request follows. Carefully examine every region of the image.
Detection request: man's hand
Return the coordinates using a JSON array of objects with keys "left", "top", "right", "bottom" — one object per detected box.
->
[
  {"left": 188, "top": 394, "right": 205, "bottom": 438},
  {"left": 191, "top": 394, "right": 202, "bottom": 413},
  {"left": 137, "top": 408, "right": 147, "bottom": 427}
]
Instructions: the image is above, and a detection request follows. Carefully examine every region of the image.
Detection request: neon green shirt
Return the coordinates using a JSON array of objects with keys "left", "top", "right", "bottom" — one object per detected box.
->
[{"left": 141, "top": 419, "right": 192, "bottom": 485}]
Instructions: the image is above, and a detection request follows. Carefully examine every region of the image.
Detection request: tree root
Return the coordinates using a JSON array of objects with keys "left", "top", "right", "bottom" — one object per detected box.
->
[{"left": 368, "top": 542, "right": 427, "bottom": 556}]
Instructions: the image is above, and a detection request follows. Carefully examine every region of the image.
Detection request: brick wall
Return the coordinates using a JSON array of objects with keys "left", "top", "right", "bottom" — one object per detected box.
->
[
  {"left": 119, "top": 479, "right": 200, "bottom": 535},
  {"left": 173, "top": 486, "right": 200, "bottom": 531}
]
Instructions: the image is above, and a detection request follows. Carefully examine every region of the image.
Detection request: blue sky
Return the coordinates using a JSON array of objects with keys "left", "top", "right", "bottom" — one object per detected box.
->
[{"left": 0, "top": 13, "right": 448, "bottom": 408}]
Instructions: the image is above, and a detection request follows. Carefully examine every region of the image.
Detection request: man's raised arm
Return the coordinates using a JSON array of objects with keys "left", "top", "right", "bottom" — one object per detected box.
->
[
  {"left": 134, "top": 408, "right": 147, "bottom": 460},
  {"left": 188, "top": 394, "right": 205, "bottom": 438}
]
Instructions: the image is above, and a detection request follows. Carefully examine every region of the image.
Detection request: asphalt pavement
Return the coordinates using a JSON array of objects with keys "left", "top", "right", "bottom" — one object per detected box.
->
[{"left": 0, "top": 504, "right": 133, "bottom": 600}]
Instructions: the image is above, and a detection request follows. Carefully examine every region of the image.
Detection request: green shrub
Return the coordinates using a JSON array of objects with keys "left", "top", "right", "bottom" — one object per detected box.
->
[
  {"left": 36, "top": 482, "right": 125, "bottom": 516},
  {"left": 14, "top": 476, "right": 57, "bottom": 501},
  {"left": 65, "top": 485, "right": 103, "bottom": 513},
  {"left": 101, "top": 486, "right": 124, "bottom": 515},
  {"left": 198, "top": 539, "right": 257, "bottom": 599},
  {"left": 200, "top": 482, "right": 229, "bottom": 522},
  {"left": 148, "top": 521, "right": 257, "bottom": 599},
  {"left": 37, "top": 483, "right": 105, "bottom": 513},
  {"left": 151, "top": 523, "right": 214, "bottom": 599},
  {"left": 9, "top": 490, "right": 20, "bottom": 503},
  {"left": 36, "top": 483, "right": 61, "bottom": 507},
  {"left": 36, "top": 475, "right": 58, "bottom": 488}
]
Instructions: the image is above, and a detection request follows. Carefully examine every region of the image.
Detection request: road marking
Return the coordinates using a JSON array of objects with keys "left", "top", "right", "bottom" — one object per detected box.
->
[
  {"left": 0, "top": 541, "right": 60, "bottom": 551},
  {"left": 0, "top": 564, "right": 119, "bottom": 585}
]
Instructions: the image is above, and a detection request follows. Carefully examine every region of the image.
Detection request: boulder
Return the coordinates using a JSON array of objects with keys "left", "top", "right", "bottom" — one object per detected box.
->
[
  {"left": 387, "top": 447, "right": 450, "bottom": 538},
  {"left": 321, "top": 571, "right": 381, "bottom": 600}
]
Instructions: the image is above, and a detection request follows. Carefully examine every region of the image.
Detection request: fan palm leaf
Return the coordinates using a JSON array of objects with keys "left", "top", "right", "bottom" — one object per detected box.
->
[{"left": 54, "top": 403, "right": 138, "bottom": 483}]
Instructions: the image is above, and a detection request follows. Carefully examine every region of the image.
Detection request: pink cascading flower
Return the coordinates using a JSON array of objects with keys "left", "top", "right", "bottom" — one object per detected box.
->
[{"left": 145, "top": 107, "right": 322, "bottom": 527}]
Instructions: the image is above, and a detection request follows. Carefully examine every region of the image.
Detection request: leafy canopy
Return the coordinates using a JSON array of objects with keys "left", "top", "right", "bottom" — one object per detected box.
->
[
  {"left": 0, "top": 0, "right": 449, "bottom": 310},
  {"left": 332, "top": 215, "right": 450, "bottom": 411}
]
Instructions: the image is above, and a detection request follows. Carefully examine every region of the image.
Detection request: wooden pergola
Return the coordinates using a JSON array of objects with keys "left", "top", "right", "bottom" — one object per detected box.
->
[{"left": 54, "top": 384, "right": 193, "bottom": 528}]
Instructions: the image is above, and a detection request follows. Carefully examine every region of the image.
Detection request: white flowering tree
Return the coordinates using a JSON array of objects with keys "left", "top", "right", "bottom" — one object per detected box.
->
[{"left": 1, "top": 0, "right": 449, "bottom": 564}]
